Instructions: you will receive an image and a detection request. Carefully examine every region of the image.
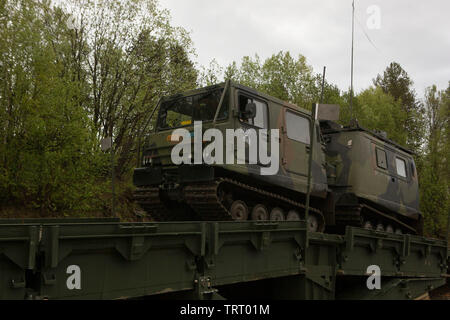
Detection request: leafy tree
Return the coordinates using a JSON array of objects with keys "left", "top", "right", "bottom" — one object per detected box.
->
[
  {"left": 202, "top": 51, "right": 349, "bottom": 118},
  {"left": 0, "top": 0, "right": 198, "bottom": 217},
  {"left": 220, "top": 51, "right": 327, "bottom": 110},
  {"left": 0, "top": 0, "right": 108, "bottom": 215},
  {"left": 373, "top": 62, "right": 426, "bottom": 153},
  {"left": 205, "top": 52, "right": 346, "bottom": 115},
  {"left": 224, "top": 61, "right": 239, "bottom": 82},
  {"left": 353, "top": 87, "right": 408, "bottom": 146},
  {"left": 199, "top": 59, "right": 223, "bottom": 87},
  {"left": 64, "top": 0, "right": 198, "bottom": 179},
  {"left": 231, "top": 54, "right": 264, "bottom": 90},
  {"left": 420, "top": 84, "right": 449, "bottom": 237}
]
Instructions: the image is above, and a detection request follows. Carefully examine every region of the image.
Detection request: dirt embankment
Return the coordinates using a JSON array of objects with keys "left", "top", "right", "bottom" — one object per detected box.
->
[{"left": 430, "top": 282, "right": 450, "bottom": 300}]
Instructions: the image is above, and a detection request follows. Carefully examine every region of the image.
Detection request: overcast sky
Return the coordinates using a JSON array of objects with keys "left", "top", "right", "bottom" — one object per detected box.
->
[{"left": 159, "top": 0, "right": 450, "bottom": 99}]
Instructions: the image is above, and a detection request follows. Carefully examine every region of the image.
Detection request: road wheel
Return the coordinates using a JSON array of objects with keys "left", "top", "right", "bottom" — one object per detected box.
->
[
  {"left": 251, "top": 204, "right": 269, "bottom": 221},
  {"left": 376, "top": 223, "right": 384, "bottom": 232},
  {"left": 230, "top": 200, "right": 249, "bottom": 221},
  {"left": 307, "top": 214, "right": 319, "bottom": 232},
  {"left": 363, "top": 220, "right": 373, "bottom": 230},
  {"left": 386, "top": 225, "right": 394, "bottom": 233},
  {"left": 270, "top": 207, "right": 285, "bottom": 221},
  {"left": 287, "top": 210, "right": 301, "bottom": 221}
]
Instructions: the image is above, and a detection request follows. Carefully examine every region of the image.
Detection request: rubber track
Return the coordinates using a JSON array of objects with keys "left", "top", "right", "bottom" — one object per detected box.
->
[
  {"left": 335, "top": 204, "right": 416, "bottom": 234},
  {"left": 184, "top": 178, "right": 325, "bottom": 230},
  {"left": 184, "top": 181, "right": 232, "bottom": 221},
  {"left": 134, "top": 178, "right": 325, "bottom": 230},
  {"left": 335, "top": 205, "right": 363, "bottom": 228},
  {"left": 134, "top": 187, "right": 179, "bottom": 221}
]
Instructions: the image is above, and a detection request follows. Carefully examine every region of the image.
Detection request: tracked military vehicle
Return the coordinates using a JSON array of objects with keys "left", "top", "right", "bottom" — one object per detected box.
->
[{"left": 133, "top": 81, "right": 423, "bottom": 234}]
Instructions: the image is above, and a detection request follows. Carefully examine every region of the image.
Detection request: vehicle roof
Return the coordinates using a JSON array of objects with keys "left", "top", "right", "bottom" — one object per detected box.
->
[
  {"left": 321, "top": 120, "right": 415, "bottom": 155},
  {"left": 232, "top": 81, "right": 312, "bottom": 115},
  {"left": 161, "top": 81, "right": 313, "bottom": 116}
]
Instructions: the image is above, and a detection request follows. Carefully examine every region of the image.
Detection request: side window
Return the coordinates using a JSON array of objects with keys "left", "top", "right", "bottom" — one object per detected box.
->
[
  {"left": 238, "top": 95, "right": 268, "bottom": 129},
  {"left": 253, "top": 100, "right": 268, "bottom": 128},
  {"left": 286, "top": 111, "right": 310, "bottom": 145},
  {"left": 396, "top": 157, "right": 407, "bottom": 178},
  {"left": 376, "top": 148, "right": 388, "bottom": 169}
]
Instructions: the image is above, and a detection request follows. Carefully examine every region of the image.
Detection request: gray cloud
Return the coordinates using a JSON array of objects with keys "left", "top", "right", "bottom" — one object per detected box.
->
[{"left": 160, "top": 0, "right": 450, "bottom": 98}]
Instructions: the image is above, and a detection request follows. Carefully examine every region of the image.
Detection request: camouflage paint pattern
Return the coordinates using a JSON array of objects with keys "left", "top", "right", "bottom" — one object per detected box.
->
[
  {"left": 134, "top": 81, "right": 421, "bottom": 223},
  {"left": 135, "top": 81, "right": 328, "bottom": 199},
  {"left": 323, "top": 127, "right": 420, "bottom": 219}
]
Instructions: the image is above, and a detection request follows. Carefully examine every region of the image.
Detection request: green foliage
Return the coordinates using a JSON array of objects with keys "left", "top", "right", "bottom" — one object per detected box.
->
[
  {"left": 420, "top": 84, "right": 449, "bottom": 237},
  {"left": 373, "top": 62, "right": 426, "bottom": 153},
  {"left": 65, "top": 0, "right": 198, "bottom": 178},
  {"left": 0, "top": 0, "right": 197, "bottom": 217},
  {"left": 207, "top": 51, "right": 346, "bottom": 112},
  {"left": 0, "top": 0, "right": 109, "bottom": 214},
  {"left": 420, "top": 166, "right": 449, "bottom": 238},
  {"left": 353, "top": 87, "right": 408, "bottom": 146},
  {"left": 199, "top": 59, "right": 223, "bottom": 87},
  {"left": 220, "top": 52, "right": 319, "bottom": 110}
]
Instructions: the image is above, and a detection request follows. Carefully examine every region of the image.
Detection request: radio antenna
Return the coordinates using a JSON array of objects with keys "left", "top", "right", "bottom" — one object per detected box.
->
[
  {"left": 349, "top": 0, "right": 355, "bottom": 121},
  {"left": 320, "top": 66, "right": 326, "bottom": 104}
]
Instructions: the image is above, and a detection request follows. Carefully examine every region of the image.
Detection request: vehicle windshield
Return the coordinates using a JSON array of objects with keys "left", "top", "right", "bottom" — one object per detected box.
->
[{"left": 157, "top": 88, "right": 228, "bottom": 130}]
